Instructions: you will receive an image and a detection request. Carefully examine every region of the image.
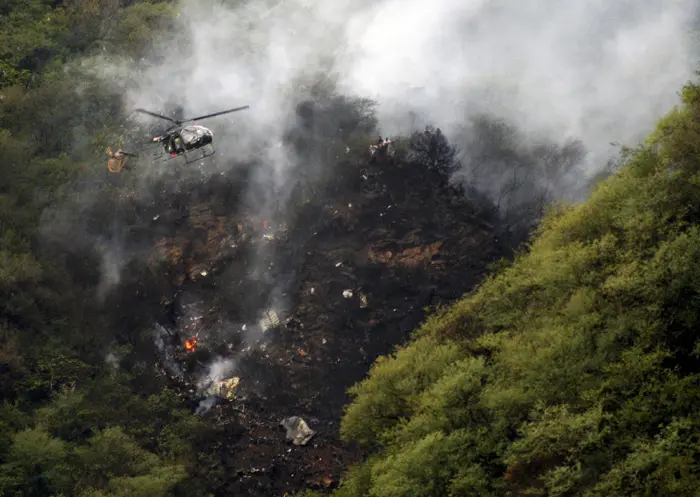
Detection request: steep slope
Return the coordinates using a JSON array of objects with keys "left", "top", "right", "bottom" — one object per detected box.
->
[
  {"left": 60, "top": 133, "right": 514, "bottom": 495},
  {"left": 331, "top": 81, "right": 700, "bottom": 497}
]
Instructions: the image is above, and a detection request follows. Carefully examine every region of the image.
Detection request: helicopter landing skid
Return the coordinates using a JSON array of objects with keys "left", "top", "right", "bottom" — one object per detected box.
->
[{"left": 157, "top": 144, "right": 216, "bottom": 166}]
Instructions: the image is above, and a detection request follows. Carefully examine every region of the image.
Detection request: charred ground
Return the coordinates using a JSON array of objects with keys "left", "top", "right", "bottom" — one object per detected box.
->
[{"left": 46, "top": 126, "right": 517, "bottom": 495}]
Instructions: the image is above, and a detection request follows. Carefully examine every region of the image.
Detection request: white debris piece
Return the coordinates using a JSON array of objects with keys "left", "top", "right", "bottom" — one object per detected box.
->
[
  {"left": 280, "top": 416, "right": 315, "bottom": 446},
  {"left": 359, "top": 293, "right": 368, "bottom": 308},
  {"left": 342, "top": 289, "right": 353, "bottom": 298},
  {"left": 259, "top": 309, "right": 281, "bottom": 332},
  {"left": 204, "top": 377, "right": 240, "bottom": 400}
]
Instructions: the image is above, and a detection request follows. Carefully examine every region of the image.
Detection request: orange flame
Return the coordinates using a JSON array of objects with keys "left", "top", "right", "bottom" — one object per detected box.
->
[{"left": 184, "top": 338, "right": 197, "bottom": 352}]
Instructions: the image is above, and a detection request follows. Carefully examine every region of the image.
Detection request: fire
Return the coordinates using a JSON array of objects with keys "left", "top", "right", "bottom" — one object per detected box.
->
[{"left": 184, "top": 338, "right": 197, "bottom": 352}]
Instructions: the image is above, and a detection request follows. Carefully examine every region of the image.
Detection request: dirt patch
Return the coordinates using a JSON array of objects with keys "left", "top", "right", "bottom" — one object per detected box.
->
[{"left": 367, "top": 241, "right": 443, "bottom": 267}]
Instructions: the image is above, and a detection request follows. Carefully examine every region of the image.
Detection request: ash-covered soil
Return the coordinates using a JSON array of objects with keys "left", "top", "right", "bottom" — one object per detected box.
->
[{"left": 89, "top": 146, "right": 513, "bottom": 496}]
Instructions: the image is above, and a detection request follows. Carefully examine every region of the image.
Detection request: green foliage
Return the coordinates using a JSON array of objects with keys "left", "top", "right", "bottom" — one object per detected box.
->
[
  {"left": 0, "top": 0, "right": 67, "bottom": 87},
  {"left": 113, "top": 2, "right": 178, "bottom": 59},
  {"left": 340, "top": 336, "right": 464, "bottom": 447},
  {"left": 0, "top": 0, "right": 177, "bottom": 87},
  {"left": 0, "top": 427, "right": 71, "bottom": 495},
  {"left": 334, "top": 78, "right": 700, "bottom": 496},
  {"left": 0, "top": 425, "right": 186, "bottom": 497},
  {"left": 0, "top": 2, "right": 209, "bottom": 496},
  {"left": 72, "top": 427, "right": 177, "bottom": 492}
]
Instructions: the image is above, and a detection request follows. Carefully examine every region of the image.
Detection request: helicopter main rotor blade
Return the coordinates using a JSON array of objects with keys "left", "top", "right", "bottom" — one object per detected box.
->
[
  {"left": 182, "top": 105, "right": 250, "bottom": 124},
  {"left": 134, "top": 108, "right": 181, "bottom": 124}
]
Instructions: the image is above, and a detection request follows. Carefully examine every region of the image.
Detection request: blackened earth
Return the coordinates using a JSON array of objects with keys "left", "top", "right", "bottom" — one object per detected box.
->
[{"left": 90, "top": 150, "right": 515, "bottom": 496}]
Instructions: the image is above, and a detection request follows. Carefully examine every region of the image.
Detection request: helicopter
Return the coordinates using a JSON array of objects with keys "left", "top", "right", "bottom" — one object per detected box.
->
[{"left": 106, "top": 104, "right": 250, "bottom": 173}]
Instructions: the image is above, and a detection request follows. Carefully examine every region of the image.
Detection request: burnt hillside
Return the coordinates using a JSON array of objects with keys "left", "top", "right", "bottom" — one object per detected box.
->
[{"left": 42, "top": 130, "right": 515, "bottom": 496}]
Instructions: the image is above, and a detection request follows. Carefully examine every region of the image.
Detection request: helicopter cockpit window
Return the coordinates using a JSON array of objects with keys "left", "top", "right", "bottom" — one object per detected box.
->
[
  {"left": 180, "top": 129, "right": 195, "bottom": 147},
  {"left": 180, "top": 127, "right": 202, "bottom": 148}
]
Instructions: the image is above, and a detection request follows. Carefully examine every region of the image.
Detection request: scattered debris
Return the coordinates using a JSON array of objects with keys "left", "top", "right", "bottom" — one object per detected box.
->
[
  {"left": 280, "top": 416, "right": 316, "bottom": 446},
  {"left": 368, "top": 137, "right": 395, "bottom": 162},
  {"left": 98, "top": 138, "right": 510, "bottom": 496},
  {"left": 259, "top": 309, "right": 281, "bottom": 331},
  {"left": 204, "top": 377, "right": 240, "bottom": 399},
  {"left": 359, "top": 292, "right": 368, "bottom": 308}
]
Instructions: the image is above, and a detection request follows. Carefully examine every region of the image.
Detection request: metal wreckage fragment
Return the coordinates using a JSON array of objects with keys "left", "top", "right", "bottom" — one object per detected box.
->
[
  {"left": 280, "top": 416, "right": 316, "bottom": 446},
  {"left": 203, "top": 376, "right": 241, "bottom": 400}
]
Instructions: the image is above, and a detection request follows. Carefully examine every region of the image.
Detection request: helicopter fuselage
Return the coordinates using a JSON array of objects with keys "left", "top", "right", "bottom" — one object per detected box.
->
[
  {"left": 106, "top": 104, "right": 248, "bottom": 172},
  {"left": 160, "top": 125, "right": 214, "bottom": 155}
]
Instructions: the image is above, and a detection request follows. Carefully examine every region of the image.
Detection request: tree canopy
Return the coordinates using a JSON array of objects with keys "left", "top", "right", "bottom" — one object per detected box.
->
[
  {"left": 0, "top": 2, "right": 221, "bottom": 496},
  {"left": 327, "top": 80, "right": 700, "bottom": 496},
  {"left": 4, "top": 0, "right": 700, "bottom": 496}
]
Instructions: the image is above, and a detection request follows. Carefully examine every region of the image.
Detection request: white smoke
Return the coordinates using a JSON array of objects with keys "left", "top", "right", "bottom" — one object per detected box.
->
[
  {"left": 336, "top": 0, "right": 700, "bottom": 187},
  {"left": 96, "top": 236, "right": 126, "bottom": 302},
  {"left": 196, "top": 356, "right": 237, "bottom": 391},
  {"left": 195, "top": 396, "right": 217, "bottom": 415},
  {"left": 94, "top": 0, "right": 700, "bottom": 197},
  {"left": 152, "top": 323, "right": 184, "bottom": 380},
  {"left": 80, "top": 0, "right": 700, "bottom": 385}
]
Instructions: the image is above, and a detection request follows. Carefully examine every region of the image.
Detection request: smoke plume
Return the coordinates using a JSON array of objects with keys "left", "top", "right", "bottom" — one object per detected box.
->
[
  {"left": 48, "top": 0, "right": 700, "bottom": 389},
  {"left": 96, "top": 0, "right": 700, "bottom": 197}
]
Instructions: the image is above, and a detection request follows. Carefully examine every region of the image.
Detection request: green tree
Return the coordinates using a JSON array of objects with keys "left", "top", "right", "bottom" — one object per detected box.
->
[{"left": 333, "top": 78, "right": 700, "bottom": 496}]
